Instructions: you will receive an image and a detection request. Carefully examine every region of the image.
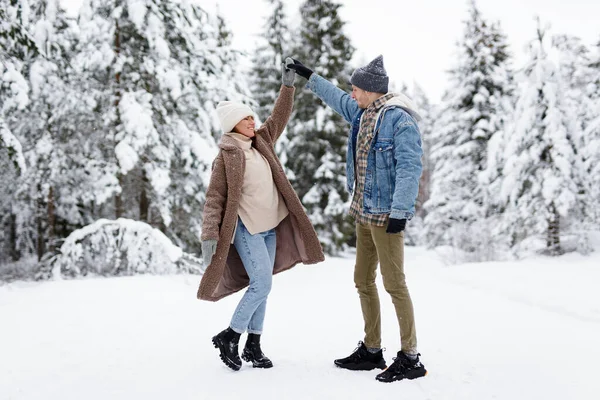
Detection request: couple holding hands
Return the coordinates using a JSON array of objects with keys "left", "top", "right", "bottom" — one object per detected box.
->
[{"left": 197, "top": 55, "right": 426, "bottom": 384}]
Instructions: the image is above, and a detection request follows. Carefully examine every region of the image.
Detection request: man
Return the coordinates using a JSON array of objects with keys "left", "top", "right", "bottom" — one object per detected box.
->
[{"left": 286, "top": 55, "right": 426, "bottom": 383}]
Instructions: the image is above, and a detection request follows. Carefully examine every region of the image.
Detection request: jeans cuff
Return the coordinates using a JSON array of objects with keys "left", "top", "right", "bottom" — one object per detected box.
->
[
  {"left": 247, "top": 328, "right": 263, "bottom": 335},
  {"left": 229, "top": 325, "right": 245, "bottom": 334}
]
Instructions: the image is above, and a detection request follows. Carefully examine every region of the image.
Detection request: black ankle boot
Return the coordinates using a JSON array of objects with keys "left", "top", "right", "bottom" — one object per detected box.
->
[
  {"left": 375, "top": 351, "right": 427, "bottom": 383},
  {"left": 241, "top": 333, "right": 273, "bottom": 368},
  {"left": 212, "top": 328, "right": 242, "bottom": 371},
  {"left": 334, "top": 341, "right": 387, "bottom": 371}
]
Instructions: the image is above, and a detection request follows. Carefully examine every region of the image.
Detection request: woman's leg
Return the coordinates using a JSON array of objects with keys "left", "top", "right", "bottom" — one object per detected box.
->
[
  {"left": 247, "top": 229, "right": 276, "bottom": 334},
  {"left": 229, "top": 220, "right": 274, "bottom": 334}
]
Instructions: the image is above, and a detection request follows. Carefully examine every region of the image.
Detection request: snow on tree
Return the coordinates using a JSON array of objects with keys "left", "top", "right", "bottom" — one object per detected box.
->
[
  {"left": 551, "top": 34, "right": 596, "bottom": 252},
  {"left": 580, "top": 37, "right": 600, "bottom": 224},
  {"left": 424, "top": 0, "right": 513, "bottom": 255},
  {"left": 500, "top": 22, "right": 584, "bottom": 256},
  {"left": 38, "top": 218, "right": 202, "bottom": 279},
  {"left": 251, "top": 0, "right": 291, "bottom": 122},
  {"left": 204, "top": 7, "right": 256, "bottom": 142},
  {"left": 73, "top": 0, "right": 251, "bottom": 254},
  {"left": 0, "top": 0, "right": 87, "bottom": 262},
  {"left": 0, "top": 0, "right": 38, "bottom": 113},
  {"left": 286, "top": 0, "right": 355, "bottom": 254},
  {"left": 0, "top": 118, "right": 26, "bottom": 173},
  {"left": 404, "top": 83, "right": 436, "bottom": 246},
  {"left": 411, "top": 83, "right": 435, "bottom": 219},
  {"left": 1, "top": 0, "right": 38, "bottom": 174},
  {"left": 250, "top": 0, "right": 294, "bottom": 170},
  {"left": 0, "top": 118, "right": 26, "bottom": 263}
]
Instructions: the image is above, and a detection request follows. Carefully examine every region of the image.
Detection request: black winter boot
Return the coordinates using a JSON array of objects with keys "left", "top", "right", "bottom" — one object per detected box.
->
[
  {"left": 212, "top": 328, "right": 242, "bottom": 371},
  {"left": 375, "top": 351, "right": 427, "bottom": 383},
  {"left": 334, "top": 341, "right": 387, "bottom": 371},
  {"left": 241, "top": 333, "right": 273, "bottom": 368}
]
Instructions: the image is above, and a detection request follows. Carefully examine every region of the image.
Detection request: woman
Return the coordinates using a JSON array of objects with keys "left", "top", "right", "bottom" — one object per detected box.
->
[{"left": 198, "top": 58, "right": 324, "bottom": 371}]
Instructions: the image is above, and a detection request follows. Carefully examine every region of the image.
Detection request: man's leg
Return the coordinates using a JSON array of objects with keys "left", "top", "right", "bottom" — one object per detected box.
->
[
  {"left": 333, "top": 222, "right": 387, "bottom": 371},
  {"left": 354, "top": 222, "right": 382, "bottom": 349},
  {"left": 371, "top": 227, "right": 417, "bottom": 353}
]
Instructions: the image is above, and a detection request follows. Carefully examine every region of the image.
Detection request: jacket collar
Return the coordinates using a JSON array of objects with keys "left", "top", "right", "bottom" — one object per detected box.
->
[{"left": 382, "top": 93, "right": 422, "bottom": 122}]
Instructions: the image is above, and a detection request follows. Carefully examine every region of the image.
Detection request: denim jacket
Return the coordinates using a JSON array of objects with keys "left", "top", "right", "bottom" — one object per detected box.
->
[{"left": 306, "top": 74, "right": 423, "bottom": 220}]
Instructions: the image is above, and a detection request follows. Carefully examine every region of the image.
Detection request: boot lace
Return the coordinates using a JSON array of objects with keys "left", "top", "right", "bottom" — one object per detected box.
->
[
  {"left": 389, "top": 353, "right": 421, "bottom": 373},
  {"left": 347, "top": 341, "right": 364, "bottom": 362}
]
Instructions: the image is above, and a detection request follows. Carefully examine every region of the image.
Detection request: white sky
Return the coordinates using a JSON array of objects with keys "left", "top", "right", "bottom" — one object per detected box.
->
[{"left": 61, "top": 0, "right": 599, "bottom": 102}]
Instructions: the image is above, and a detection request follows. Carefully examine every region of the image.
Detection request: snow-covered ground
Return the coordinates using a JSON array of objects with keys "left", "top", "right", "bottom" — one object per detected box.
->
[{"left": 1, "top": 247, "right": 599, "bottom": 400}]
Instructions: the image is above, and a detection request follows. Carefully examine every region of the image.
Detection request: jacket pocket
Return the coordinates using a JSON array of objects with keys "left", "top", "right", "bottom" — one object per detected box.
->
[{"left": 374, "top": 141, "right": 394, "bottom": 170}]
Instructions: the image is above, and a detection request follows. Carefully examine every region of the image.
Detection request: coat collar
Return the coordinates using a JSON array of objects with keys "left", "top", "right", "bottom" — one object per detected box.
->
[
  {"left": 219, "top": 134, "right": 245, "bottom": 151},
  {"left": 220, "top": 132, "right": 271, "bottom": 152}
]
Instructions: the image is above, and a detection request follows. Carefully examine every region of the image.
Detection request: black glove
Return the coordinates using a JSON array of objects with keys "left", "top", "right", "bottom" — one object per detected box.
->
[
  {"left": 386, "top": 218, "right": 406, "bottom": 234},
  {"left": 285, "top": 58, "right": 313, "bottom": 80}
]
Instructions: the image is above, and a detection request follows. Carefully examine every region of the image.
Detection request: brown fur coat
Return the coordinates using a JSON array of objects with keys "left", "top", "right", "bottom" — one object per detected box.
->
[{"left": 197, "top": 85, "right": 325, "bottom": 301}]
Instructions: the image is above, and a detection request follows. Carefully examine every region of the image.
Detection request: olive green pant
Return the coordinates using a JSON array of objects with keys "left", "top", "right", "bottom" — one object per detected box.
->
[{"left": 354, "top": 222, "right": 417, "bottom": 353}]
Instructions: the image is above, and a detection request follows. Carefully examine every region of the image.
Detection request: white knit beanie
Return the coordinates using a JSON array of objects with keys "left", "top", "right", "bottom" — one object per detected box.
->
[{"left": 216, "top": 101, "right": 255, "bottom": 134}]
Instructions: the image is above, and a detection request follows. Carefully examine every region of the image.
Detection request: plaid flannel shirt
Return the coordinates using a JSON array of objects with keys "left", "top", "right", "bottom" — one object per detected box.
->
[{"left": 349, "top": 93, "right": 396, "bottom": 226}]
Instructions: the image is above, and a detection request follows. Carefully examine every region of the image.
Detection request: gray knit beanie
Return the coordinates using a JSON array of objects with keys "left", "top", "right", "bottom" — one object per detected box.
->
[{"left": 350, "top": 55, "right": 389, "bottom": 94}]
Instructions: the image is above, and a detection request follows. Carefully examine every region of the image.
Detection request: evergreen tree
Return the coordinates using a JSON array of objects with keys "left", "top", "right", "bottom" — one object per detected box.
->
[
  {"left": 286, "top": 0, "right": 355, "bottom": 254},
  {"left": 73, "top": 0, "right": 250, "bottom": 253},
  {"left": 0, "top": 0, "right": 38, "bottom": 114},
  {"left": 424, "top": 0, "right": 513, "bottom": 254},
  {"left": 403, "top": 83, "right": 436, "bottom": 246},
  {"left": 1, "top": 0, "right": 83, "bottom": 261},
  {"left": 0, "top": 0, "right": 38, "bottom": 172},
  {"left": 552, "top": 34, "right": 594, "bottom": 236},
  {"left": 1, "top": 0, "right": 36, "bottom": 263},
  {"left": 207, "top": 7, "right": 255, "bottom": 141},
  {"left": 411, "top": 83, "right": 435, "bottom": 219},
  {"left": 500, "top": 22, "right": 583, "bottom": 256},
  {"left": 0, "top": 118, "right": 25, "bottom": 173},
  {"left": 250, "top": 0, "right": 293, "bottom": 169},
  {"left": 582, "top": 37, "right": 600, "bottom": 224},
  {"left": 251, "top": 0, "right": 290, "bottom": 122}
]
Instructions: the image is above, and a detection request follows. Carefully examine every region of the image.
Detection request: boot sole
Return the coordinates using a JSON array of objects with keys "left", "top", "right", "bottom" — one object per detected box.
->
[
  {"left": 334, "top": 360, "right": 387, "bottom": 371},
  {"left": 212, "top": 336, "right": 242, "bottom": 371},
  {"left": 376, "top": 368, "right": 428, "bottom": 383},
  {"left": 241, "top": 351, "right": 274, "bottom": 368}
]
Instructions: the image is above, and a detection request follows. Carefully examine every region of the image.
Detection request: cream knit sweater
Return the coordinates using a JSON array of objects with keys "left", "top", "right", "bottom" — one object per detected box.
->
[{"left": 224, "top": 132, "right": 289, "bottom": 235}]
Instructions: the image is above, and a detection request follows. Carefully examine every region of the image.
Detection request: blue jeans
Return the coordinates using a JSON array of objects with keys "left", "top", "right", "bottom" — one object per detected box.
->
[{"left": 229, "top": 218, "right": 276, "bottom": 334}]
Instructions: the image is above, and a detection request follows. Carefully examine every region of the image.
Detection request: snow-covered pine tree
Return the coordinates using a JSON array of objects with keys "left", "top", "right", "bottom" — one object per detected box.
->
[
  {"left": 424, "top": 0, "right": 512, "bottom": 256},
  {"left": 73, "top": 0, "right": 249, "bottom": 254},
  {"left": 0, "top": 0, "right": 38, "bottom": 174},
  {"left": 206, "top": 7, "right": 255, "bottom": 141},
  {"left": 552, "top": 35, "right": 595, "bottom": 249},
  {"left": 1, "top": 0, "right": 37, "bottom": 263},
  {"left": 404, "top": 83, "right": 436, "bottom": 246},
  {"left": 286, "top": 0, "right": 355, "bottom": 254},
  {"left": 250, "top": 0, "right": 293, "bottom": 169},
  {"left": 0, "top": 0, "right": 91, "bottom": 262},
  {"left": 581, "top": 37, "right": 600, "bottom": 224},
  {"left": 500, "top": 22, "right": 583, "bottom": 256},
  {"left": 0, "top": 0, "right": 38, "bottom": 112},
  {"left": 411, "top": 83, "right": 435, "bottom": 219},
  {"left": 251, "top": 0, "right": 290, "bottom": 122},
  {"left": 0, "top": 117, "right": 27, "bottom": 263},
  {"left": 0, "top": 118, "right": 26, "bottom": 174}
]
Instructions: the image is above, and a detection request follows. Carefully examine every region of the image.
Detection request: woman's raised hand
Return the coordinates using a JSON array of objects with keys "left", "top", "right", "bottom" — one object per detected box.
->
[{"left": 282, "top": 57, "right": 296, "bottom": 87}]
